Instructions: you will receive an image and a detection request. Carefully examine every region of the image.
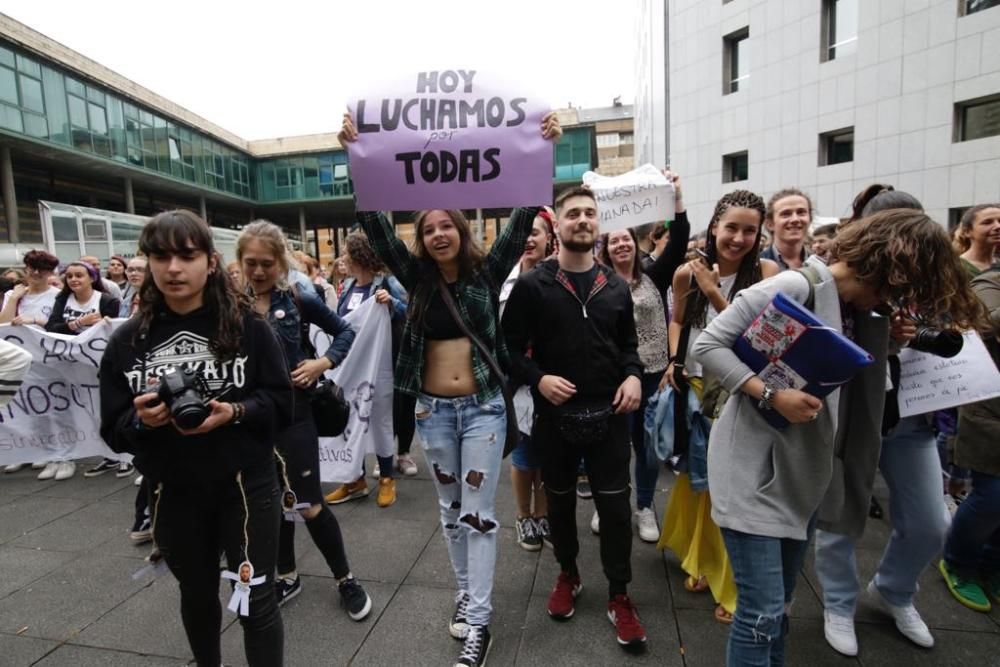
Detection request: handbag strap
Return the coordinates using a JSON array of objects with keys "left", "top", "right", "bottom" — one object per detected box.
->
[
  {"left": 436, "top": 275, "right": 507, "bottom": 390},
  {"left": 289, "top": 285, "right": 319, "bottom": 359}
]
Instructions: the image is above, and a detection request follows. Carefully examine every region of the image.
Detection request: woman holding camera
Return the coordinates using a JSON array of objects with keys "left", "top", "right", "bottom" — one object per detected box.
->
[
  {"left": 99, "top": 210, "right": 293, "bottom": 667},
  {"left": 236, "top": 220, "right": 371, "bottom": 621}
]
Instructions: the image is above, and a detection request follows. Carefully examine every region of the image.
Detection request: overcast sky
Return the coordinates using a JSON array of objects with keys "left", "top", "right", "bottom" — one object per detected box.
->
[{"left": 2, "top": 0, "right": 637, "bottom": 140}]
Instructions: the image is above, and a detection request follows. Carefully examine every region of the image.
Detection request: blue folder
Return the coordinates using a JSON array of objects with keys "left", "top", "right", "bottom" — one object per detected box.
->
[{"left": 733, "top": 291, "right": 874, "bottom": 429}]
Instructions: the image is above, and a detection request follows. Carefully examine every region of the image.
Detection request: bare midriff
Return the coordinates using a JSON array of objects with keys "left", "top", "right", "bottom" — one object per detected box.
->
[{"left": 422, "top": 338, "right": 477, "bottom": 396}]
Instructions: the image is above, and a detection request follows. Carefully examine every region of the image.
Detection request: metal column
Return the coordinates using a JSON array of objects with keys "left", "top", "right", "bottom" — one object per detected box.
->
[{"left": 1, "top": 146, "right": 17, "bottom": 243}]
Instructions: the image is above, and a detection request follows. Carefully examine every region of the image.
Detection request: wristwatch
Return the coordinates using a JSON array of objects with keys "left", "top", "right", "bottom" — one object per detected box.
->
[{"left": 758, "top": 384, "right": 778, "bottom": 411}]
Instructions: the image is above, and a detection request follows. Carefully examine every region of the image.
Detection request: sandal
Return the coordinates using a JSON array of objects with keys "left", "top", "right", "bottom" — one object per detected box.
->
[
  {"left": 684, "top": 575, "right": 709, "bottom": 593},
  {"left": 714, "top": 604, "right": 734, "bottom": 625}
]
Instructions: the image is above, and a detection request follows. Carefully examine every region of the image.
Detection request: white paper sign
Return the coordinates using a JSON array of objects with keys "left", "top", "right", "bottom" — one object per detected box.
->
[
  {"left": 312, "top": 299, "right": 395, "bottom": 484},
  {"left": 897, "top": 331, "right": 1000, "bottom": 417},
  {"left": 582, "top": 163, "right": 675, "bottom": 234},
  {"left": 0, "top": 321, "right": 127, "bottom": 466}
]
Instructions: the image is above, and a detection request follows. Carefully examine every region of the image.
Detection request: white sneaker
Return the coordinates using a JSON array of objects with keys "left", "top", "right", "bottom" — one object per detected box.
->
[
  {"left": 396, "top": 453, "right": 418, "bottom": 477},
  {"left": 134, "top": 474, "right": 144, "bottom": 487},
  {"left": 54, "top": 461, "right": 76, "bottom": 481},
  {"left": 823, "top": 610, "right": 858, "bottom": 656},
  {"left": 590, "top": 510, "right": 600, "bottom": 535},
  {"left": 635, "top": 507, "right": 660, "bottom": 543},
  {"left": 3, "top": 463, "right": 24, "bottom": 473},
  {"left": 866, "top": 580, "right": 934, "bottom": 648},
  {"left": 371, "top": 463, "right": 381, "bottom": 479},
  {"left": 37, "top": 462, "right": 59, "bottom": 480},
  {"left": 31, "top": 461, "right": 47, "bottom": 470}
]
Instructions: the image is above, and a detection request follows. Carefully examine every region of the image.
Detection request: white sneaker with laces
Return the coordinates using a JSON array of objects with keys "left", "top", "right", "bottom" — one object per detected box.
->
[
  {"left": 590, "top": 510, "right": 600, "bottom": 535},
  {"left": 866, "top": 580, "right": 934, "bottom": 648},
  {"left": 54, "top": 461, "right": 76, "bottom": 481},
  {"left": 37, "top": 462, "right": 59, "bottom": 480},
  {"left": 823, "top": 610, "right": 858, "bottom": 656},
  {"left": 635, "top": 507, "right": 660, "bottom": 543},
  {"left": 396, "top": 453, "right": 418, "bottom": 477}
]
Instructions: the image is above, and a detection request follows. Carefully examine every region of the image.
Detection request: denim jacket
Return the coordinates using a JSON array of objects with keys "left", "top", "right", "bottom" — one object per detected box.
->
[
  {"left": 644, "top": 386, "right": 710, "bottom": 491},
  {"left": 265, "top": 284, "right": 355, "bottom": 371},
  {"left": 337, "top": 274, "right": 408, "bottom": 321}
]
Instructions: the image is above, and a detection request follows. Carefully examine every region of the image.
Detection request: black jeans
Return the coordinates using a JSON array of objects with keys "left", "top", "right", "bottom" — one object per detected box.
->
[
  {"left": 276, "top": 395, "right": 351, "bottom": 579},
  {"left": 154, "top": 462, "right": 283, "bottom": 667},
  {"left": 534, "top": 411, "right": 633, "bottom": 591},
  {"left": 394, "top": 390, "right": 416, "bottom": 455}
]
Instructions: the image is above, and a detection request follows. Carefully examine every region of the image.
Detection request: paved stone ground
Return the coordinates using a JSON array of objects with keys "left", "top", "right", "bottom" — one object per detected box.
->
[{"left": 0, "top": 446, "right": 999, "bottom": 666}]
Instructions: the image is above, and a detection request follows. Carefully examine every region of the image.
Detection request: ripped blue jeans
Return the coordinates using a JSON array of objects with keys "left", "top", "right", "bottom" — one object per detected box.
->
[
  {"left": 415, "top": 392, "right": 506, "bottom": 626},
  {"left": 721, "top": 526, "right": 813, "bottom": 667}
]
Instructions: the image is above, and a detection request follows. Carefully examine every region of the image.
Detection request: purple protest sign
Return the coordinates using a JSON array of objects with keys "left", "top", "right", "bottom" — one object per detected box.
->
[{"left": 346, "top": 70, "right": 554, "bottom": 210}]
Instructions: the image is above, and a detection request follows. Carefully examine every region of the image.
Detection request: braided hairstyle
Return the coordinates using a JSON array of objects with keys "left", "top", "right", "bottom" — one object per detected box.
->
[{"left": 683, "top": 189, "right": 766, "bottom": 328}]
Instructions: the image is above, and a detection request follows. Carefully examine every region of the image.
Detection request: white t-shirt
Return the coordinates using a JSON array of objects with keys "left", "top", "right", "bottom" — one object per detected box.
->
[
  {"left": 62, "top": 291, "right": 102, "bottom": 330},
  {"left": 2, "top": 287, "right": 60, "bottom": 326}
]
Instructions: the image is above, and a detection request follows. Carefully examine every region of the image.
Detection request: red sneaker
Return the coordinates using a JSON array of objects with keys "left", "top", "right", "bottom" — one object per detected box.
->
[
  {"left": 608, "top": 594, "right": 647, "bottom": 648},
  {"left": 547, "top": 572, "right": 583, "bottom": 619}
]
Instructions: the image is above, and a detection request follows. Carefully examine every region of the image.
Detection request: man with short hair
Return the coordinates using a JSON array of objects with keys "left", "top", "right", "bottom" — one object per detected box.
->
[{"left": 502, "top": 185, "right": 647, "bottom": 650}]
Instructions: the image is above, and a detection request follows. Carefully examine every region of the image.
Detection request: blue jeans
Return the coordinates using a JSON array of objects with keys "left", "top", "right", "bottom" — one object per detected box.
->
[
  {"left": 510, "top": 431, "right": 540, "bottom": 471},
  {"left": 815, "top": 415, "right": 948, "bottom": 612},
  {"left": 944, "top": 470, "right": 1000, "bottom": 577},
  {"left": 721, "top": 526, "right": 813, "bottom": 667},
  {"left": 629, "top": 372, "right": 662, "bottom": 509},
  {"left": 415, "top": 392, "right": 506, "bottom": 626}
]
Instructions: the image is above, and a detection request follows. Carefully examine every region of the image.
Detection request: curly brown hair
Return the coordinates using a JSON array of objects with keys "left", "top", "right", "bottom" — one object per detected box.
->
[
  {"left": 829, "top": 209, "right": 986, "bottom": 331},
  {"left": 344, "top": 232, "right": 385, "bottom": 273}
]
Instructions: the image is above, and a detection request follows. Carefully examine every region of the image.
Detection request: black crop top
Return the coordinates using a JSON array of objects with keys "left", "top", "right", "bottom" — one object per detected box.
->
[{"left": 423, "top": 283, "right": 466, "bottom": 340}]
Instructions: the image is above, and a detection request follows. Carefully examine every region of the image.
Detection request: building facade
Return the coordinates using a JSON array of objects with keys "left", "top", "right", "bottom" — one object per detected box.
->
[
  {"left": 635, "top": 0, "right": 1000, "bottom": 228},
  {"left": 0, "top": 13, "right": 600, "bottom": 266}
]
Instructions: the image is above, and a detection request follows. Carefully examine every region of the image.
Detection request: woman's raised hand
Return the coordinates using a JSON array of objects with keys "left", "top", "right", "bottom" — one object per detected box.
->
[{"left": 338, "top": 113, "right": 358, "bottom": 144}]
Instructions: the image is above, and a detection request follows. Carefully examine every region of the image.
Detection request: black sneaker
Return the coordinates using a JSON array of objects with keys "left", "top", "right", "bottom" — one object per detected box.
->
[
  {"left": 536, "top": 516, "right": 553, "bottom": 549},
  {"left": 84, "top": 458, "right": 118, "bottom": 477},
  {"left": 576, "top": 476, "right": 592, "bottom": 499},
  {"left": 129, "top": 515, "right": 152, "bottom": 544},
  {"left": 116, "top": 461, "right": 135, "bottom": 478},
  {"left": 516, "top": 517, "right": 542, "bottom": 551},
  {"left": 338, "top": 577, "right": 372, "bottom": 621},
  {"left": 275, "top": 575, "right": 302, "bottom": 606},
  {"left": 455, "top": 624, "right": 491, "bottom": 667},
  {"left": 449, "top": 591, "right": 470, "bottom": 639}
]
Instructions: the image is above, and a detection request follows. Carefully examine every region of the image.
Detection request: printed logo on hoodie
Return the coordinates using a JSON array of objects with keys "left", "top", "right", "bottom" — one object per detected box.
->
[{"left": 123, "top": 331, "right": 247, "bottom": 397}]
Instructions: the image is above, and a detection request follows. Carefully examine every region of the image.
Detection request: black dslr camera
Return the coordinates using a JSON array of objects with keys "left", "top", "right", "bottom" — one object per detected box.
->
[
  {"left": 908, "top": 327, "right": 964, "bottom": 358},
  {"left": 152, "top": 367, "right": 211, "bottom": 429}
]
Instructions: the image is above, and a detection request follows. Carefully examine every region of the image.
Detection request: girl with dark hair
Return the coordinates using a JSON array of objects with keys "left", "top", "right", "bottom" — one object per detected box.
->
[
  {"left": 956, "top": 203, "right": 1000, "bottom": 276},
  {"left": 237, "top": 220, "right": 371, "bottom": 620},
  {"left": 339, "top": 109, "right": 561, "bottom": 667},
  {"left": 45, "top": 261, "right": 120, "bottom": 335},
  {"left": 0, "top": 250, "right": 60, "bottom": 328},
  {"left": 106, "top": 254, "right": 128, "bottom": 291},
  {"left": 324, "top": 231, "right": 409, "bottom": 507},
  {"left": 659, "top": 189, "right": 779, "bottom": 625},
  {"left": 596, "top": 173, "right": 691, "bottom": 545},
  {"left": 848, "top": 183, "right": 923, "bottom": 224},
  {"left": 99, "top": 210, "right": 293, "bottom": 667},
  {"left": 693, "top": 208, "right": 984, "bottom": 666},
  {"left": 500, "top": 209, "right": 557, "bottom": 550}
]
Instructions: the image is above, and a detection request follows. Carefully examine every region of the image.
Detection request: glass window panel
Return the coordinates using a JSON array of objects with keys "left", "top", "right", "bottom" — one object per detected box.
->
[
  {"left": 0, "top": 67, "right": 17, "bottom": 104},
  {"left": 18, "top": 74, "right": 42, "bottom": 112},
  {"left": 141, "top": 122, "right": 156, "bottom": 155},
  {"left": 966, "top": 0, "right": 1000, "bottom": 15},
  {"left": 168, "top": 136, "right": 181, "bottom": 161},
  {"left": 0, "top": 103, "right": 22, "bottom": 132},
  {"left": 15, "top": 55, "right": 40, "bottom": 78},
  {"left": 106, "top": 99, "right": 126, "bottom": 159},
  {"left": 320, "top": 165, "right": 334, "bottom": 184},
  {"left": 333, "top": 164, "right": 348, "bottom": 179},
  {"left": 51, "top": 215, "right": 80, "bottom": 241},
  {"left": 123, "top": 102, "right": 138, "bottom": 119},
  {"left": 23, "top": 112, "right": 47, "bottom": 138},
  {"left": 68, "top": 94, "right": 88, "bottom": 128},
  {"left": 0, "top": 46, "right": 13, "bottom": 68},
  {"left": 276, "top": 167, "right": 289, "bottom": 187},
  {"left": 962, "top": 98, "right": 1000, "bottom": 141},
  {"left": 140, "top": 109, "right": 153, "bottom": 125},
  {"left": 86, "top": 86, "right": 105, "bottom": 104},
  {"left": 88, "top": 102, "right": 107, "bottom": 134},
  {"left": 40, "top": 68, "right": 67, "bottom": 143},
  {"left": 92, "top": 134, "right": 111, "bottom": 157},
  {"left": 65, "top": 77, "right": 85, "bottom": 96},
  {"left": 127, "top": 145, "right": 143, "bottom": 166}
]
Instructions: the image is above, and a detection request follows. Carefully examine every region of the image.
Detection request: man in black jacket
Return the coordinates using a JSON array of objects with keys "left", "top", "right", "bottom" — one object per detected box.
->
[{"left": 502, "top": 185, "right": 646, "bottom": 650}]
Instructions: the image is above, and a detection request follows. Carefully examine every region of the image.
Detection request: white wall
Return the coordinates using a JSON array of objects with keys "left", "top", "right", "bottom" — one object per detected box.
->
[
  {"left": 635, "top": 0, "right": 668, "bottom": 169},
  {"left": 661, "top": 0, "right": 1000, "bottom": 230}
]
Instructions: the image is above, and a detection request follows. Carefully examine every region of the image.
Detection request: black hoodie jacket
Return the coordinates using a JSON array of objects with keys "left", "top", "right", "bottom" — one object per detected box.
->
[
  {"left": 502, "top": 258, "right": 643, "bottom": 413},
  {"left": 98, "top": 306, "right": 292, "bottom": 485}
]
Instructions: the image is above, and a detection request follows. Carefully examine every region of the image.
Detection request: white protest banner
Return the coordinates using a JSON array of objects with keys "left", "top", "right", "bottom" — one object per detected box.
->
[
  {"left": 311, "top": 299, "right": 395, "bottom": 483},
  {"left": 582, "top": 163, "right": 675, "bottom": 234},
  {"left": 346, "top": 69, "right": 553, "bottom": 210},
  {"left": 897, "top": 331, "right": 1000, "bottom": 417},
  {"left": 0, "top": 321, "right": 126, "bottom": 466}
]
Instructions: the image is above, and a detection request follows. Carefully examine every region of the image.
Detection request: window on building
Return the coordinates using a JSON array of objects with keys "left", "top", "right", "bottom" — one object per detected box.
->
[
  {"left": 723, "top": 28, "right": 749, "bottom": 94},
  {"left": 819, "top": 127, "right": 854, "bottom": 165},
  {"left": 596, "top": 133, "right": 620, "bottom": 148},
  {"left": 955, "top": 95, "right": 1000, "bottom": 141},
  {"left": 722, "top": 151, "right": 749, "bottom": 183},
  {"left": 822, "top": 0, "right": 858, "bottom": 61},
  {"left": 962, "top": 0, "right": 1000, "bottom": 16},
  {"left": 620, "top": 132, "right": 634, "bottom": 145}
]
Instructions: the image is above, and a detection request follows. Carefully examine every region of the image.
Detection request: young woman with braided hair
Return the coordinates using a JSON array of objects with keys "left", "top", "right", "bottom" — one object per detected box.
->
[{"left": 659, "top": 189, "right": 779, "bottom": 625}]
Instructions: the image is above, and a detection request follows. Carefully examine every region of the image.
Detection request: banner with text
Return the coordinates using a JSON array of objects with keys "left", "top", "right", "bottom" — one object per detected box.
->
[
  {"left": 313, "top": 299, "right": 395, "bottom": 484},
  {"left": 0, "top": 321, "right": 125, "bottom": 466},
  {"left": 346, "top": 70, "right": 553, "bottom": 210},
  {"left": 897, "top": 331, "right": 1000, "bottom": 417},
  {"left": 582, "top": 163, "right": 675, "bottom": 233}
]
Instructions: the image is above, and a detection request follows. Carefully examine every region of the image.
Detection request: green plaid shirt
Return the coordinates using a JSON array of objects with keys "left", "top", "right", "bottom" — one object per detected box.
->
[{"left": 357, "top": 207, "right": 539, "bottom": 402}]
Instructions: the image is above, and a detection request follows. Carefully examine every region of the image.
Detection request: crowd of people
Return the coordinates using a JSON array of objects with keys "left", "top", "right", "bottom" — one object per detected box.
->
[{"left": 1, "top": 106, "right": 999, "bottom": 666}]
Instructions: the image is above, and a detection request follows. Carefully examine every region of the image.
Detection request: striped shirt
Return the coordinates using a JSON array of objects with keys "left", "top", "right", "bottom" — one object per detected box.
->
[{"left": 357, "top": 207, "right": 538, "bottom": 402}]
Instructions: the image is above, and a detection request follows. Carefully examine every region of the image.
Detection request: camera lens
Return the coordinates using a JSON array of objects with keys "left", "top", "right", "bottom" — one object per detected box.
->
[{"left": 910, "top": 328, "right": 964, "bottom": 358}]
